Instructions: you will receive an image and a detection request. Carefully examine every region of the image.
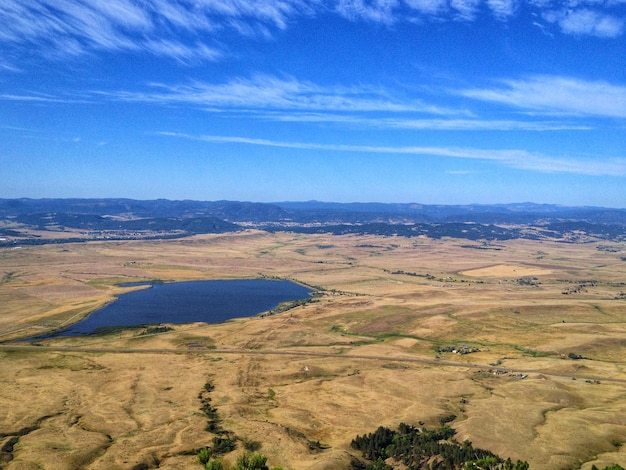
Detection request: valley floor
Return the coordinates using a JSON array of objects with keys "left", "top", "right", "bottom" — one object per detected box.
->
[{"left": 1, "top": 231, "right": 625, "bottom": 469}]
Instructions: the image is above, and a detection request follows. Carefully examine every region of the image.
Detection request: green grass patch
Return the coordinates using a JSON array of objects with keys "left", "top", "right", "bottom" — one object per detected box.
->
[{"left": 513, "top": 345, "right": 551, "bottom": 357}]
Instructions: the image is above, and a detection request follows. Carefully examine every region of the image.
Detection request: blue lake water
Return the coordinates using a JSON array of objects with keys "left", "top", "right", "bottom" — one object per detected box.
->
[{"left": 50, "top": 279, "right": 312, "bottom": 337}]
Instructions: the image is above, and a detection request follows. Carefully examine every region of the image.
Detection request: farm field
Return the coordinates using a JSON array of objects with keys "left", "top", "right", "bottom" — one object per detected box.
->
[{"left": 1, "top": 231, "right": 626, "bottom": 469}]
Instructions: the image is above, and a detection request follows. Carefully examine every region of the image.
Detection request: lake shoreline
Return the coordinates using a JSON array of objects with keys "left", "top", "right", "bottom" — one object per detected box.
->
[{"left": 21, "top": 278, "right": 313, "bottom": 341}]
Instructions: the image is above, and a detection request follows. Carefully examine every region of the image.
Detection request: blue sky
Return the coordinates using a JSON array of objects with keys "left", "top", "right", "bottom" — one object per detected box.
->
[{"left": 1, "top": 0, "right": 626, "bottom": 207}]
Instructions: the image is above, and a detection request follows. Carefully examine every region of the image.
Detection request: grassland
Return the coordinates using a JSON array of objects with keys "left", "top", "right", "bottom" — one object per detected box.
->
[{"left": 1, "top": 231, "right": 626, "bottom": 469}]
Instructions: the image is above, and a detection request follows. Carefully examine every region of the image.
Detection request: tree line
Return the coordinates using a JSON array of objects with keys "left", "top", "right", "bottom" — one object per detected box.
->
[{"left": 350, "top": 422, "right": 529, "bottom": 469}]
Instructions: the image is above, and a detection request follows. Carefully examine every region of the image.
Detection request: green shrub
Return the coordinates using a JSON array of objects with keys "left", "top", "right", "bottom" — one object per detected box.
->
[
  {"left": 204, "top": 458, "right": 226, "bottom": 470},
  {"left": 233, "top": 453, "right": 268, "bottom": 470},
  {"left": 198, "top": 447, "right": 211, "bottom": 465}
]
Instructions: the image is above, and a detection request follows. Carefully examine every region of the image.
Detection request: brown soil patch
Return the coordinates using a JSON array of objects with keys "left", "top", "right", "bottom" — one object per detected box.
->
[{"left": 460, "top": 263, "right": 553, "bottom": 278}]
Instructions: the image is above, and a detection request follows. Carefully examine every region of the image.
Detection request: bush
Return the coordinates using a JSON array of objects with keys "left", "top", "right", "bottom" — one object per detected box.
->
[
  {"left": 243, "top": 439, "right": 262, "bottom": 452},
  {"left": 205, "top": 458, "right": 226, "bottom": 470},
  {"left": 212, "top": 435, "right": 237, "bottom": 454},
  {"left": 198, "top": 447, "right": 212, "bottom": 465},
  {"left": 439, "top": 414, "right": 457, "bottom": 425},
  {"left": 234, "top": 453, "right": 269, "bottom": 470}
]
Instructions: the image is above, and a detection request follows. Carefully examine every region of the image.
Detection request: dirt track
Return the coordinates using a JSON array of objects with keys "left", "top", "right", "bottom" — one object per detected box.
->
[{"left": 3, "top": 343, "right": 625, "bottom": 385}]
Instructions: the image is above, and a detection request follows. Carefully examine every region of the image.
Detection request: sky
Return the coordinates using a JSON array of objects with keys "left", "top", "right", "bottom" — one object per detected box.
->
[{"left": 1, "top": 0, "right": 626, "bottom": 207}]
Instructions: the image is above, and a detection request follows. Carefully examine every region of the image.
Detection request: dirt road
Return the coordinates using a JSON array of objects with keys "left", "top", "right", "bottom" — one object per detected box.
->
[{"left": 2, "top": 343, "right": 625, "bottom": 385}]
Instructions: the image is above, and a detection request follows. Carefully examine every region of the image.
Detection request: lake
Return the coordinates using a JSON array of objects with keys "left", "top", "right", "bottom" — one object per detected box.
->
[{"left": 49, "top": 279, "right": 312, "bottom": 337}]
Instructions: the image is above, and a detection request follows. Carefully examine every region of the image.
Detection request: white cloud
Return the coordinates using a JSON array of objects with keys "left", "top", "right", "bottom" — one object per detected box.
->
[
  {"left": 197, "top": 0, "right": 314, "bottom": 29},
  {"left": 145, "top": 0, "right": 214, "bottom": 31},
  {"left": 0, "top": 0, "right": 624, "bottom": 67},
  {"left": 380, "top": 117, "right": 589, "bottom": 130},
  {"left": 402, "top": 0, "right": 483, "bottom": 20},
  {"left": 335, "top": 0, "right": 400, "bottom": 23},
  {"left": 267, "top": 112, "right": 590, "bottom": 130},
  {"left": 449, "top": 0, "right": 481, "bottom": 20},
  {"left": 96, "top": 74, "right": 601, "bottom": 130},
  {"left": 458, "top": 75, "right": 626, "bottom": 118},
  {"left": 82, "top": 0, "right": 153, "bottom": 31},
  {"left": 158, "top": 131, "right": 626, "bottom": 176},
  {"left": 40, "top": 0, "right": 141, "bottom": 51},
  {"left": 102, "top": 75, "right": 466, "bottom": 114},
  {"left": 143, "top": 39, "right": 222, "bottom": 63},
  {"left": 487, "top": 0, "right": 518, "bottom": 19},
  {"left": 0, "top": 0, "right": 314, "bottom": 63},
  {"left": 403, "top": 0, "right": 448, "bottom": 15},
  {"left": 0, "top": 93, "right": 72, "bottom": 103},
  {"left": 544, "top": 7, "right": 625, "bottom": 37},
  {"left": 0, "top": 61, "right": 21, "bottom": 73}
]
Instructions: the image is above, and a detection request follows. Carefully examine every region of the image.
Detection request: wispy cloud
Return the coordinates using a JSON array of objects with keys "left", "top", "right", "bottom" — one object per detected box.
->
[
  {"left": 446, "top": 169, "right": 477, "bottom": 174},
  {"left": 93, "top": 74, "right": 598, "bottom": 131},
  {"left": 142, "top": 39, "right": 221, "bottom": 63},
  {"left": 268, "top": 112, "right": 590, "bottom": 130},
  {"left": 334, "top": 0, "right": 624, "bottom": 34},
  {"left": 0, "top": 124, "right": 36, "bottom": 132},
  {"left": 486, "top": 0, "right": 518, "bottom": 20},
  {"left": 335, "top": 0, "right": 401, "bottom": 24},
  {"left": 332, "top": 0, "right": 521, "bottom": 23},
  {"left": 0, "top": 61, "right": 22, "bottom": 73},
  {"left": 1, "top": 0, "right": 623, "bottom": 66},
  {"left": 8, "top": 70, "right": 607, "bottom": 131},
  {"left": 377, "top": 117, "right": 589, "bottom": 131},
  {"left": 457, "top": 75, "right": 626, "bottom": 118},
  {"left": 543, "top": 7, "right": 624, "bottom": 38},
  {"left": 452, "top": 0, "right": 482, "bottom": 20},
  {"left": 0, "top": 0, "right": 275, "bottom": 63},
  {"left": 95, "top": 74, "right": 603, "bottom": 130},
  {"left": 403, "top": 0, "right": 447, "bottom": 16},
  {"left": 158, "top": 131, "right": 626, "bottom": 176},
  {"left": 0, "top": 93, "right": 74, "bottom": 103},
  {"left": 100, "top": 75, "right": 467, "bottom": 115}
]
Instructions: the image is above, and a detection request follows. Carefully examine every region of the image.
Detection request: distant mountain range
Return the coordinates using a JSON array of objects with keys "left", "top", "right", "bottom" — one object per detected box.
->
[{"left": 1, "top": 198, "right": 625, "bottom": 245}]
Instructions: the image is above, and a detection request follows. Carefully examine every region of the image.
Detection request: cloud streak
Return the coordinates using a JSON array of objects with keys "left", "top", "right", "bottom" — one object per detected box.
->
[
  {"left": 1, "top": 0, "right": 624, "bottom": 66},
  {"left": 268, "top": 112, "right": 590, "bottom": 130},
  {"left": 0, "top": 93, "right": 85, "bottom": 104},
  {"left": 158, "top": 131, "right": 626, "bottom": 176},
  {"left": 93, "top": 73, "right": 605, "bottom": 131},
  {"left": 7, "top": 71, "right": 609, "bottom": 132},
  {"left": 99, "top": 75, "right": 469, "bottom": 115},
  {"left": 93, "top": 74, "right": 598, "bottom": 131},
  {"left": 458, "top": 75, "right": 626, "bottom": 118}
]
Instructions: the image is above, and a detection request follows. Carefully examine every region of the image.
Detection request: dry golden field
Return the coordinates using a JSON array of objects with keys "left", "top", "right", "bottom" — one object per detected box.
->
[{"left": 1, "top": 231, "right": 626, "bottom": 469}]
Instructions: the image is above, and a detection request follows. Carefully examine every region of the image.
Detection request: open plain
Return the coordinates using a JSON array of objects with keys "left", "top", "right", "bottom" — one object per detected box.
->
[{"left": 1, "top": 231, "right": 626, "bottom": 469}]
